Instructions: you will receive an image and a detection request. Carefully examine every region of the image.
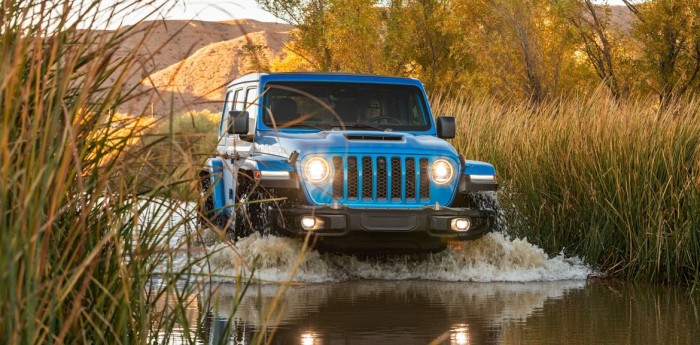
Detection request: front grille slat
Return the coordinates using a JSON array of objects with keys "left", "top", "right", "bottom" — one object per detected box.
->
[
  {"left": 406, "top": 158, "right": 416, "bottom": 201},
  {"left": 362, "top": 156, "right": 373, "bottom": 200},
  {"left": 332, "top": 156, "right": 343, "bottom": 200},
  {"left": 419, "top": 158, "right": 430, "bottom": 200},
  {"left": 347, "top": 157, "right": 358, "bottom": 200},
  {"left": 377, "top": 157, "right": 387, "bottom": 200},
  {"left": 391, "top": 157, "right": 402, "bottom": 200}
]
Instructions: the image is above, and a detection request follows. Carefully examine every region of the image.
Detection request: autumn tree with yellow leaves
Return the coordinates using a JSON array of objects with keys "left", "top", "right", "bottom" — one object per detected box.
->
[
  {"left": 259, "top": 0, "right": 700, "bottom": 103},
  {"left": 623, "top": 0, "right": 700, "bottom": 104}
]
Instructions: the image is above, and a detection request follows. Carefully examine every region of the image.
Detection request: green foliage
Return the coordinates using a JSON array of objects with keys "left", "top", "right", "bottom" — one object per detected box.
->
[{"left": 434, "top": 92, "right": 700, "bottom": 286}]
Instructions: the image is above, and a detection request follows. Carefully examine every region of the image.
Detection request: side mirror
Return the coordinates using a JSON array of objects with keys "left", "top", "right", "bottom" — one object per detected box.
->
[
  {"left": 227, "top": 110, "right": 249, "bottom": 135},
  {"left": 436, "top": 116, "right": 455, "bottom": 139}
]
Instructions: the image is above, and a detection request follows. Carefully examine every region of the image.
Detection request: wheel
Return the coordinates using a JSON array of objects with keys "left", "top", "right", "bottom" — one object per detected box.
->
[
  {"left": 232, "top": 171, "right": 276, "bottom": 240},
  {"left": 198, "top": 170, "right": 230, "bottom": 231}
]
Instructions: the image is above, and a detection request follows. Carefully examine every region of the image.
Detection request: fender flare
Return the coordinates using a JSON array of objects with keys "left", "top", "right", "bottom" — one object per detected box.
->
[{"left": 202, "top": 157, "right": 228, "bottom": 214}]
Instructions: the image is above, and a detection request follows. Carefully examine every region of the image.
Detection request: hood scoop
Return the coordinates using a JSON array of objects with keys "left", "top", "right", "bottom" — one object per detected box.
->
[{"left": 345, "top": 134, "right": 404, "bottom": 141}]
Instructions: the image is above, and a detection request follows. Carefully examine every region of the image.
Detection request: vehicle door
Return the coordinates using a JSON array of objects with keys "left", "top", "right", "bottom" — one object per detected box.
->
[
  {"left": 218, "top": 85, "right": 249, "bottom": 211},
  {"left": 222, "top": 84, "right": 257, "bottom": 158}
]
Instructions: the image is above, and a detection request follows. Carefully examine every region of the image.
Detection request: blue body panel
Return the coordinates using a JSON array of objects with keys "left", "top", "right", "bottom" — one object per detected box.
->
[
  {"left": 207, "top": 158, "right": 226, "bottom": 210},
  {"left": 253, "top": 130, "right": 458, "bottom": 158},
  {"left": 252, "top": 130, "right": 462, "bottom": 207},
  {"left": 464, "top": 160, "right": 496, "bottom": 176}
]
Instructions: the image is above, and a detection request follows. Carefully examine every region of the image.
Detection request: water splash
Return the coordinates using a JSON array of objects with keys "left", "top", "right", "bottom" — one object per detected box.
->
[
  {"left": 142, "top": 198, "right": 593, "bottom": 283},
  {"left": 203, "top": 232, "right": 592, "bottom": 283}
]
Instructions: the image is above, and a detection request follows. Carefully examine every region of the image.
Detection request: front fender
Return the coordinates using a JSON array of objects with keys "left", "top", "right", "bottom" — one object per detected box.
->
[
  {"left": 459, "top": 159, "right": 498, "bottom": 192},
  {"left": 240, "top": 154, "right": 299, "bottom": 189},
  {"left": 203, "top": 157, "right": 228, "bottom": 213}
]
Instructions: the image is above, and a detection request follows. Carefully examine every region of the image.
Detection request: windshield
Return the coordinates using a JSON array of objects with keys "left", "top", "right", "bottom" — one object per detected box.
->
[{"left": 262, "top": 82, "right": 431, "bottom": 131}]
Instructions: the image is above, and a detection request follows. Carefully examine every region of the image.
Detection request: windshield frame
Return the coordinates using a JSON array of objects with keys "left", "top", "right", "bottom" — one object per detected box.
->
[{"left": 258, "top": 80, "right": 434, "bottom": 133}]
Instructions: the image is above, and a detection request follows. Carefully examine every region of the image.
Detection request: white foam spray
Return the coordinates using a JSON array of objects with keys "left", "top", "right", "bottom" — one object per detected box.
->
[{"left": 203, "top": 232, "right": 591, "bottom": 283}]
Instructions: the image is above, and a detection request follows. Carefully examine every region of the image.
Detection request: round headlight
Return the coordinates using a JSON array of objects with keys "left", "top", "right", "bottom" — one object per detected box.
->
[
  {"left": 430, "top": 159, "right": 455, "bottom": 185},
  {"left": 303, "top": 157, "right": 331, "bottom": 184}
]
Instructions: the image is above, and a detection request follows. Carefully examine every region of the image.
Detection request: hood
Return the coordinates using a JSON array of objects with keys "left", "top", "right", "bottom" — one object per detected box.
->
[{"left": 253, "top": 130, "right": 458, "bottom": 159}]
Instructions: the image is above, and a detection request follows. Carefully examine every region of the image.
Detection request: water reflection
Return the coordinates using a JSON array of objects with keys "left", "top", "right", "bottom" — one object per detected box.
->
[
  {"left": 450, "top": 324, "right": 470, "bottom": 345},
  {"left": 198, "top": 280, "right": 587, "bottom": 344}
]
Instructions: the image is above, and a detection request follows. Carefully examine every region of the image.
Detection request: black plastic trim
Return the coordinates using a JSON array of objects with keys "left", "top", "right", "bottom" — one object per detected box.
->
[
  {"left": 274, "top": 206, "right": 495, "bottom": 236},
  {"left": 458, "top": 175, "right": 498, "bottom": 192},
  {"left": 270, "top": 206, "right": 496, "bottom": 253}
]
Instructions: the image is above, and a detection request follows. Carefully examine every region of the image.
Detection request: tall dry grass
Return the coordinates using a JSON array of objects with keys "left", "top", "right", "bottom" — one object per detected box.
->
[
  {"left": 433, "top": 91, "right": 700, "bottom": 286},
  {"left": 136, "top": 110, "right": 221, "bottom": 200},
  {"left": 0, "top": 1, "right": 242, "bottom": 343}
]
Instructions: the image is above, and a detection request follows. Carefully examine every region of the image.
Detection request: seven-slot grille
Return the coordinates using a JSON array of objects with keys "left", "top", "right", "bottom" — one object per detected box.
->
[{"left": 331, "top": 155, "right": 431, "bottom": 203}]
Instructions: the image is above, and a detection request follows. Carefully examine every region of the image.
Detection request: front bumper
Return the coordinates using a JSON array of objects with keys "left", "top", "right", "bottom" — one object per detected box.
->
[{"left": 272, "top": 205, "right": 496, "bottom": 253}]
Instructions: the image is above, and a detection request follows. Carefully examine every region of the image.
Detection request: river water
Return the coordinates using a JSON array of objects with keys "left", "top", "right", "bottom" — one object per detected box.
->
[
  {"left": 193, "top": 279, "right": 698, "bottom": 345},
  {"left": 148, "top": 201, "right": 699, "bottom": 344}
]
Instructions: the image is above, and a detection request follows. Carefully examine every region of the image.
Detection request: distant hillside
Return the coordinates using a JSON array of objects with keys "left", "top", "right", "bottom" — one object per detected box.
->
[
  {"left": 124, "top": 30, "right": 289, "bottom": 115},
  {"left": 610, "top": 5, "right": 633, "bottom": 33},
  {"left": 109, "top": 19, "right": 292, "bottom": 116}
]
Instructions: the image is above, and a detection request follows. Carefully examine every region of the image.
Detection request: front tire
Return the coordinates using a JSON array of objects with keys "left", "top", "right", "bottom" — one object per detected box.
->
[{"left": 232, "top": 171, "right": 276, "bottom": 240}]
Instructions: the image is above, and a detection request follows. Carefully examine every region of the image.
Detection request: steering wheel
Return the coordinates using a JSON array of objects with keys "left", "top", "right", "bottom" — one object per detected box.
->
[{"left": 367, "top": 116, "right": 402, "bottom": 125}]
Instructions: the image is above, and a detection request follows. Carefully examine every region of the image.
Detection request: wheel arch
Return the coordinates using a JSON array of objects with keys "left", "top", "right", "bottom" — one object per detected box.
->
[{"left": 202, "top": 157, "right": 228, "bottom": 214}]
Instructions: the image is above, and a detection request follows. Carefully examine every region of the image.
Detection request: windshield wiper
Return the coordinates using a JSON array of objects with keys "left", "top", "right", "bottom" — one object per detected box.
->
[
  {"left": 341, "top": 123, "right": 386, "bottom": 131},
  {"left": 287, "top": 123, "right": 329, "bottom": 130}
]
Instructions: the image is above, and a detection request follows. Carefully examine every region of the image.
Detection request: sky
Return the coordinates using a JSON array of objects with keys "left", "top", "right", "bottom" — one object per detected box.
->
[
  {"left": 95, "top": 0, "right": 284, "bottom": 29},
  {"left": 148, "top": 0, "right": 282, "bottom": 22},
  {"left": 94, "top": 0, "right": 636, "bottom": 29}
]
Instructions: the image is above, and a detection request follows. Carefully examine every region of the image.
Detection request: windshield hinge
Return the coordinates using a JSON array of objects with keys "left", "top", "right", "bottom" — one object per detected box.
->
[{"left": 289, "top": 151, "right": 299, "bottom": 165}]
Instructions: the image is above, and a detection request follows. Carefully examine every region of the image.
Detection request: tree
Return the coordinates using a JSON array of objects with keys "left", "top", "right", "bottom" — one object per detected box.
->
[
  {"left": 451, "top": 0, "right": 581, "bottom": 102},
  {"left": 324, "top": 0, "right": 383, "bottom": 73},
  {"left": 258, "top": 0, "right": 338, "bottom": 70},
  {"left": 262, "top": 0, "right": 606, "bottom": 99},
  {"left": 623, "top": 0, "right": 700, "bottom": 104},
  {"left": 564, "top": 0, "right": 631, "bottom": 99}
]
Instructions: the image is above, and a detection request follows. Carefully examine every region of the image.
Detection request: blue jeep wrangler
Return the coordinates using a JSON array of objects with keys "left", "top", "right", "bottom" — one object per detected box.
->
[{"left": 199, "top": 73, "right": 498, "bottom": 253}]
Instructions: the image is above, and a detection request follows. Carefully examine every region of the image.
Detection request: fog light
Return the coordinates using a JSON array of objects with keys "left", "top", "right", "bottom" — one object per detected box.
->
[
  {"left": 301, "top": 216, "right": 317, "bottom": 230},
  {"left": 451, "top": 218, "right": 471, "bottom": 231}
]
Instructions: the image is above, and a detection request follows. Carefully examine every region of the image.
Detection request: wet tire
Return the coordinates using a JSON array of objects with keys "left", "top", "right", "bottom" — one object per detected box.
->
[{"left": 233, "top": 172, "right": 275, "bottom": 239}]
